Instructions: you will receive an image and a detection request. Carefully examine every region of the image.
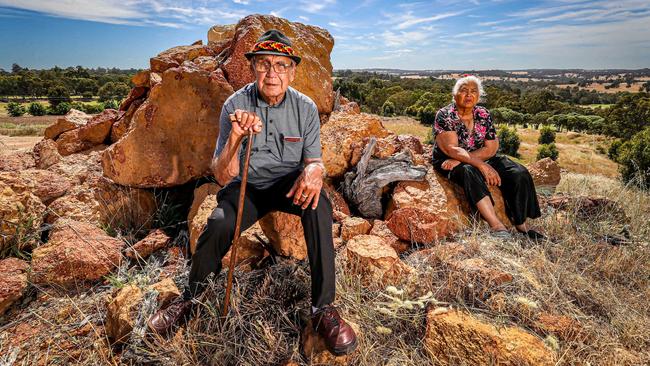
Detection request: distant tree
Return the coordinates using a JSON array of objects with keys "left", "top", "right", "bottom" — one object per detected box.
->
[
  {"left": 605, "top": 94, "right": 650, "bottom": 138},
  {"left": 492, "top": 107, "right": 524, "bottom": 126},
  {"left": 11, "top": 63, "right": 23, "bottom": 74},
  {"left": 47, "top": 84, "right": 71, "bottom": 107},
  {"left": 98, "top": 81, "right": 130, "bottom": 102}
]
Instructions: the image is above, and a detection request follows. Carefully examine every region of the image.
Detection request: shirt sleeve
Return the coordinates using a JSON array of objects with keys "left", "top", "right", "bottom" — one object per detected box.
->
[
  {"left": 433, "top": 109, "right": 454, "bottom": 136},
  {"left": 302, "top": 102, "right": 322, "bottom": 160},
  {"left": 214, "top": 100, "right": 235, "bottom": 158},
  {"left": 485, "top": 111, "right": 497, "bottom": 140}
]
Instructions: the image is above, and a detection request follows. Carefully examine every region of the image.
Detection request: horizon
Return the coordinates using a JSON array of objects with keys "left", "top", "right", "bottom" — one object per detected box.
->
[{"left": 1, "top": 0, "right": 649, "bottom": 71}]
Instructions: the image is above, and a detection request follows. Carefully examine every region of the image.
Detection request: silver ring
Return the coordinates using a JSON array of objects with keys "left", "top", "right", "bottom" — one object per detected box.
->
[{"left": 301, "top": 194, "right": 308, "bottom": 198}]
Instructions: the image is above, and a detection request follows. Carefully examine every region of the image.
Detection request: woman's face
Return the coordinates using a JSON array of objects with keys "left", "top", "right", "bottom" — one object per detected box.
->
[{"left": 454, "top": 81, "right": 480, "bottom": 110}]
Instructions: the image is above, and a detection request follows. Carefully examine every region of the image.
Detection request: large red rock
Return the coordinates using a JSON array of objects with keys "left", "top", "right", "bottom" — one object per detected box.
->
[
  {"left": 386, "top": 168, "right": 511, "bottom": 243},
  {"left": 0, "top": 257, "right": 29, "bottom": 315},
  {"left": 321, "top": 112, "right": 392, "bottom": 178},
  {"left": 110, "top": 98, "right": 144, "bottom": 143},
  {"left": 44, "top": 109, "right": 91, "bottom": 140},
  {"left": 102, "top": 65, "right": 234, "bottom": 187},
  {"left": 0, "top": 181, "right": 45, "bottom": 255},
  {"left": 344, "top": 234, "right": 413, "bottom": 286},
  {"left": 78, "top": 109, "right": 121, "bottom": 144},
  {"left": 217, "top": 15, "right": 335, "bottom": 115},
  {"left": 31, "top": 220, "right": 124, "bottom": 286},
  {"left": 340, "top": 216, "right": 371, "bottom": 242}
]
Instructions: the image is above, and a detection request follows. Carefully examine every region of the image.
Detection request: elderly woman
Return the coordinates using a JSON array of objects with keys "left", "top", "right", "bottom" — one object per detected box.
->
[{"left": 432, "top": 75, "right": 543, "bottom": 240}]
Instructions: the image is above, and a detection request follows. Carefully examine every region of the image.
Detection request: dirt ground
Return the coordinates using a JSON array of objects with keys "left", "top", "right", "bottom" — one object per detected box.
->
[{"left": 0, "top": 135, "right": 42, "bottom": 154}]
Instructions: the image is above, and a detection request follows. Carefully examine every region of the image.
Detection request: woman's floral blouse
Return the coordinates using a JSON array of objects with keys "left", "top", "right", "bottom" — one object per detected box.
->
[{"left": 432, "top": 103, "right": 497, "bottom": 165}]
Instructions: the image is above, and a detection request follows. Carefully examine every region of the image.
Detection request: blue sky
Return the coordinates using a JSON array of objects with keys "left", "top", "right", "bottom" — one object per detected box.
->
[{"left": 1, "top": 0, "right": 649, "bottom": 70}]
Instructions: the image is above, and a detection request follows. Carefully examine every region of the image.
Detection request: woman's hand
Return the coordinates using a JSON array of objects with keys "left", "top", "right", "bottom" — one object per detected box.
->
[
  {"left": 441, "top": 159, "right": 461, "bottom": 170},
  {"left": 477, "top": 162, "right": 501, "bottom": 186}
]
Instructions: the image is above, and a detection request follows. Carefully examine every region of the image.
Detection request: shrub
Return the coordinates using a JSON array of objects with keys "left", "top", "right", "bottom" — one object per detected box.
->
[
  {"left": 608, "top": 139, "right": 623, "bottom": 161},
  {"left": 617, "top": 127, "right": 650, "bottom": 188},
  {"left": 83, "top": 103, "right": 104, "bottom": 114},
  {"left": 7, "top": 101, "right": 25, "bottom": 117},
  {"left": 497, "top": 125, "right": 520, "bottom": 157},
  {"left": 98, "top": 82, "right": 130, "bottom": 102},
  {"left": 48, "top": 101, "right": 71, "bottom": 115},
  {"left": 537, "top": 143, "right": 559, "bottom": 161},
  {"left": 27, "top": 102, "right": 46, "bottom": 116},
  {"left": 538, "top": 125, "right": 556, "bottom": 144}
]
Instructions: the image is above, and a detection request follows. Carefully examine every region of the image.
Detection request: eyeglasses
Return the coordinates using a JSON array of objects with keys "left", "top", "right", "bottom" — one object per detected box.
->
[{"left": 253, "top": 59, "right": 294, "bottom": 74}]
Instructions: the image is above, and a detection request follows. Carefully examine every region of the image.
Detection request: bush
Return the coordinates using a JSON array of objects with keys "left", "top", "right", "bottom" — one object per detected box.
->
[
  {"left": 497, "top": 125, "right": 520, "bottom": 157},
  {"left": 537, "top": 143, "right": 559, "bottom": 161},
  {"left": 83, "top": 103, "right": 104, "bottom": 114},
  {"left": 7, "top": 101, "right": 25, "bottom": 117},
  {"left": 103, "top": 99, "right": 120, "bottom": 110},
  {"left": 538, "top": 125, "right": 556, "bottom": 144},
  {"left": 27, "top": 102, "right": 47, "bottom": 116},
  {"left": 617, "top": 127, "right": 650, "bottom": 188},
  {"left": 48, "top": 101, "right": 71, "bottom": 115}
]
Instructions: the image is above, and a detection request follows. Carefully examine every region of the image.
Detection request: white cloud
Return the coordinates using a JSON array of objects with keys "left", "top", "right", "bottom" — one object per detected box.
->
[
  {"left": 299, "top": 0, "right": 336, "bottom": 14},
  {"left": 381, "top": 30, "right": 429, "bottom": 47}
]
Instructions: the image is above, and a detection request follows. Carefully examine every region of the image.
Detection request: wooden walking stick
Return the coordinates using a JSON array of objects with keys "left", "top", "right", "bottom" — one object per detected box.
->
[{"left": 221, "top": 124, "right": 254, "bottom": 323}]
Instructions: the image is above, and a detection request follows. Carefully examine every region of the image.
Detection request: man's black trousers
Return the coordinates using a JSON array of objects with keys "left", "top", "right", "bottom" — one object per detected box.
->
[{"left": 184, "top": 169, "right": 336, "bottom": 308}]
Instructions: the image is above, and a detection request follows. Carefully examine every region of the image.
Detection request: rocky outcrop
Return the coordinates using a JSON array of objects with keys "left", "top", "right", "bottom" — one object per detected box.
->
[
  {"left": 31, "top": 220, "right": 124, "bottom": 286},
  {"left": 213, "top": 15, "right": 335, "bottom": 114},
  {"left": 425, "top": 308, "right": 554, "bottom": 365},
  {"left": 0, "top": 257, "right": 29, "bottom": 315},
  {"left": 102, "top": 65, "right": 234, "bottom": 187},
  {"left": 321, "top": 112, "right": 392, "bottom": 178}
]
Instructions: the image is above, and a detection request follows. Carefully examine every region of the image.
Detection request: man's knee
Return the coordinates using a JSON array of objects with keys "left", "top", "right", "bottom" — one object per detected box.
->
[{"left": 204, "top": 207, "right": 236, "bottom": 236}]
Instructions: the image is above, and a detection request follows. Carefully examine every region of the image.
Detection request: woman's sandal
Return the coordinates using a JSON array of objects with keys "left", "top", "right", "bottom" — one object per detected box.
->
[
  {"left": 517, "top": 229, "right": 546, "bottom": 241},
  {"left": 490, "top": 229, "right": 513, "bottom": 240}
]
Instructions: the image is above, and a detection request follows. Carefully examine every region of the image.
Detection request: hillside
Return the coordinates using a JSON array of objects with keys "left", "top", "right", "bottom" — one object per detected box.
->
[{"left": 1, "top": 14, "right": 649, "bottom": 366}]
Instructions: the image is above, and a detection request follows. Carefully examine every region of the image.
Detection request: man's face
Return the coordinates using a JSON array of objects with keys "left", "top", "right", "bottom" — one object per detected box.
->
[{"left": 252, "top": 55, "right": 296, "bottom": 102}]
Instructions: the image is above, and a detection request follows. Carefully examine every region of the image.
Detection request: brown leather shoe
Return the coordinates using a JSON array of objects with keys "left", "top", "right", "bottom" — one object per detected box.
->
[
  {"left": 312, "top": 305, "right": 358, "bottom": 356},
  {"left": 147, "top": 297, "right": 193, "bottom": 336}
]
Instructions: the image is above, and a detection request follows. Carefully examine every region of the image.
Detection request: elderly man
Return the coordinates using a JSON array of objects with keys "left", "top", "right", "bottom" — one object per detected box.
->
[{"left": 148, "top": 30, "right": 357, "bottom": 356}]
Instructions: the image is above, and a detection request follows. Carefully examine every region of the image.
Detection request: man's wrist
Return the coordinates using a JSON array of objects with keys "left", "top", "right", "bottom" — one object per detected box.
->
[{"left": 306, "top": 161, "right": 327, "bottom": 176}]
